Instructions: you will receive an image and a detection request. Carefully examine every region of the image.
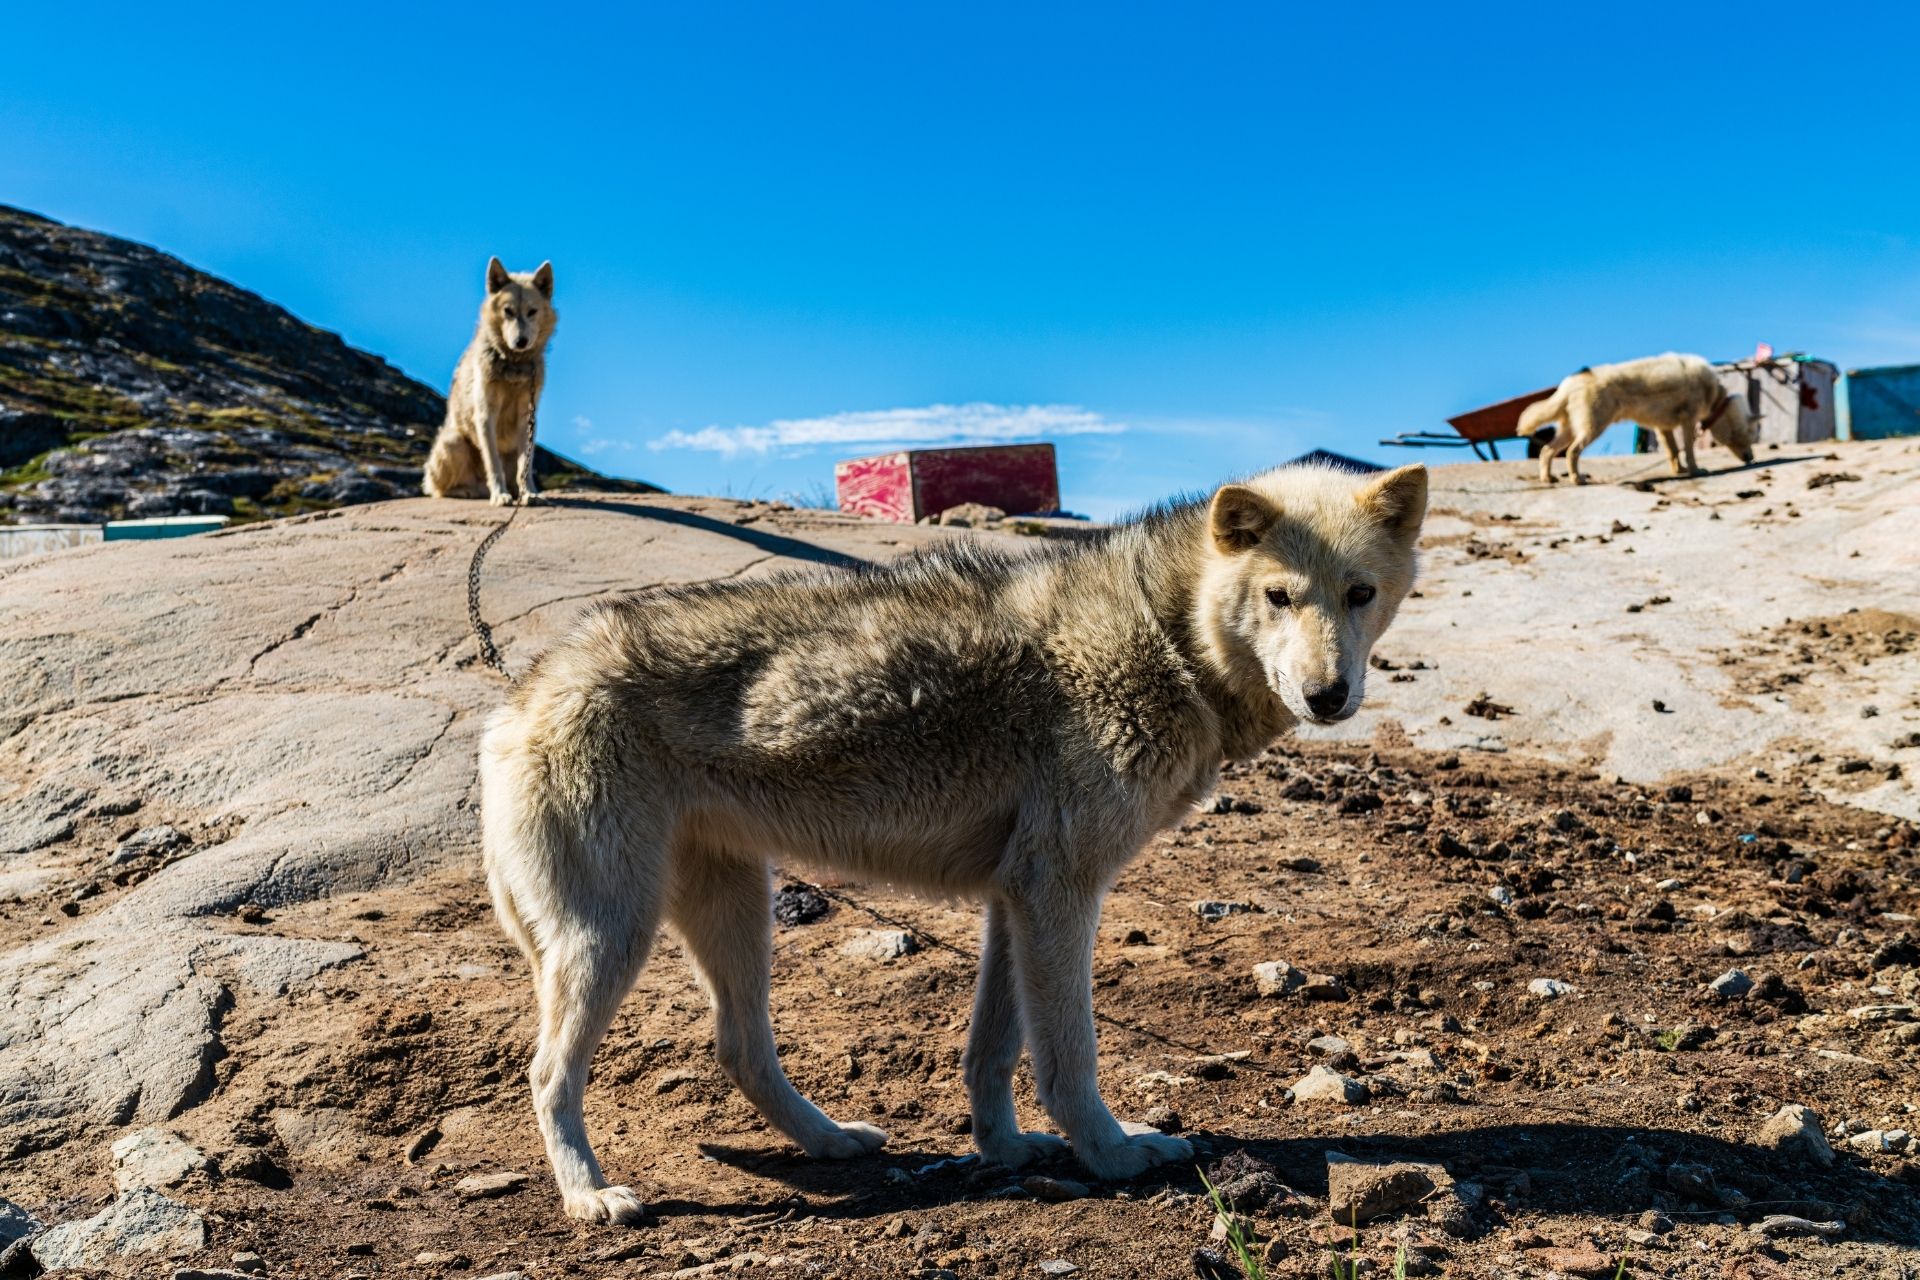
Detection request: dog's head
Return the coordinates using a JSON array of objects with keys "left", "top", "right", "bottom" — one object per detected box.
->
[
  {"left": 481, "top": 257, "right": 557, "bottom": 355},
  {"left": 1195, "top": 464, "right": 1427, "bottom": 726},
  {"left": 1708, "top": 398, "right": 1756, "bottom": 465}
]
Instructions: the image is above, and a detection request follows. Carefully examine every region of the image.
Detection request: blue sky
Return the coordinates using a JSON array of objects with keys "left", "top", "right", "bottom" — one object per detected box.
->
[{"left": 6, "top": 2, "right": 1919, "bottom": 518}]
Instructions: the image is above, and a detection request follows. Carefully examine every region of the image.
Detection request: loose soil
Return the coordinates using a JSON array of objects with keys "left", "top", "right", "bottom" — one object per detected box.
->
[{"left": 8, "top": 740, "right": 1919, "bottom": 1278}]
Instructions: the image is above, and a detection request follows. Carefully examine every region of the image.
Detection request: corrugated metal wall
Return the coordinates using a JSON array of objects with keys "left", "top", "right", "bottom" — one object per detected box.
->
[{"left": 1714, "top": 359, "right": 1838, "bottom": 446}]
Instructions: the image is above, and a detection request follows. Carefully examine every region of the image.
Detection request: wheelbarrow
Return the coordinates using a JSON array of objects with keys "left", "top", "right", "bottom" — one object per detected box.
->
[{"left": 1382, "top": 386, "right": 1558, "bottom": 460}]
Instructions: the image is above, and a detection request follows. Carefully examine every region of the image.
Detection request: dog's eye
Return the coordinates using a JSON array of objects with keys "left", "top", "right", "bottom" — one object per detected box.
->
[
  {"left": 504, "top": 308, "right": 517, "bottom": 318},
  {"left": 528, "top": 307, "right": 540, "bottom": 316},
  {"left": 1348, "top": 584, "right": 1377, "bottom": 607},
  {"left": 1265, "top": 587, "right": 1291, "bottom": 609}
]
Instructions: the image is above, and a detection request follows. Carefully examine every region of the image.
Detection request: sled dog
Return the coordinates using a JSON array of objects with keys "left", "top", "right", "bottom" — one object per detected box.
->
[
  {"left": 1520, "top": 352, "right": 1755, "bottom": 485},
  {"left": 423, "top": 257, "right": 556, "bottom": 505}
]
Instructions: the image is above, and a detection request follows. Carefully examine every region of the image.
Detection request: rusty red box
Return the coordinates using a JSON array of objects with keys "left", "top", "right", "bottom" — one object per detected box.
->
[{"left": 833, "top": 443, "right": 1060, "bottom": 523}]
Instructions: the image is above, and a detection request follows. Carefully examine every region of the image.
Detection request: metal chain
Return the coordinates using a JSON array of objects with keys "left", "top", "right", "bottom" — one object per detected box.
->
[{"left": 464, "top": 402, "right": 536, "bottom": 682}]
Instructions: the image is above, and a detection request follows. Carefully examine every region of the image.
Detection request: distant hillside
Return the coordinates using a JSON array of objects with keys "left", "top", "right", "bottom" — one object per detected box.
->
[{"left": 0, "top": 205, "right": 658, "bottom": 524}]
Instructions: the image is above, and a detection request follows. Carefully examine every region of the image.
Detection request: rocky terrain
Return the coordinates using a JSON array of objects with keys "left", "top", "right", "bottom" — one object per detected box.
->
[
  {"left": 0, "top": 205, "right": 653, "bottom": 525},
  {"left": 0, "top": 443, "right": 1916, "bottom": 1278}
]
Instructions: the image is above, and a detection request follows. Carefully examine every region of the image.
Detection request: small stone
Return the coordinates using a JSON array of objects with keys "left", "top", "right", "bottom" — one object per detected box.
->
[
  {"left": 1488, "top": 885, "right": 1515, "bottom": 909},
  {"left": 1751, "top": 1215, "right": 1844, "bottom": 1238},
  {"left": 1308, "top": 1034, "right": 1354, "bottom": 1058},
  {"left": 1638, "top": 1211, "right": 1674, "bottom": 1234},
  {"left": 1849, "top": 1003, "right": 1917, "bottom": 1023},
  {"left": 453, "top": 1171, "right": 528, "bottom": 1199},
  {"left": 1037, "top": 1261, "right": 1078, "bottom": 1276},
  {"left": 30, "top": 1189, "right": 207, "bottom": 1268},
  {"left": 172, "top": 1270, "right": 256, "bottom": 1280},
  {"left": 230, "top": 1253, "right": 267, "bottom": 1274},
  {"left": 1756, "top": 1104, "right": 1835, "bottom": 1167},
  {"left": 1142, "top": 1105, "right": 1183, "bottom": 1133},
  {"left": 1290, "top": 1064, "right": 1368, "bottom": 1104},
  {"left": 936, "top": 503, "right": 1006, "bottom": 528},
  {"left": 838, "top": 929, "right": 917, "bottom": 962},
  {"left": 1527, "top": 1247, "right": 1615, "bottom": 1277},
  {"left": 1325, "top": 1159, "right": 1441, "bottom": 1223},
  {"left": 1527, "top": 978, "right": 1573, "bottom": 999},
  {"left": 111, "top": 1127, "right": 209, "bottom": 1191},
  {"left": 1193, "top": 900, "right": 1255, "bottom": 921},
  {"left": 1299, "top": 973, "right": 1348, "bottom": 1001},
  {"left": 771, "top": 882, "right": 829, "bottom": 927},
  {"left": 109, "top": 824, "right": 188, "bottom": 865},
  {"left": 414, "top": 1250, "right": 472, "bottom": 1266},
  {"left": 1021, "top": 1176, "right": 1089, "bottom": 1202},
  {"left": 1847, "top": 1129, "right": 1896, "bottom": 1153},
  {"left": 1253, "top": 960, "right": 1306, "bottom": 996},
  {"left": 1708, "top": 968, "right": 1755, "bottom": 999}
]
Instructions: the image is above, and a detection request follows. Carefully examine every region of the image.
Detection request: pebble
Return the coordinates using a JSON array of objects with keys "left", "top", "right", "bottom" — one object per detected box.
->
[
  {"left": 1299, "top": 973, "right": 1348, "bottom": 1001},
  {"left": 1193, "top": 900, "right": 1255, "bottom": 920},
  {"left": 1252, "top": 960, "right": 1305, "bottom": 997},
  {"left": 453, "top": 1171, "right": 528, "bottom": 1199},
  {"left": 838, "top": 928, "right": 918, "bottom": 961},
  {"left": 1037, "top": 1262, "right": 1079, "bottom": 1276},
  {"left": 111, "top": 1127, "right": 209, "bottom": 1191},
  {"left": 1289, "top": 1064, "right": 1368, "bottom": 1104},
  {"left": 1708, "top": 968, "right": 1755, "bottom": 999},
  {"left": 172, "top": 1271, "right": 255, "bottom": 1280},
  {"left": 1527, "top": 978, "right": 1573, "bottom": 999},
  {"left": 1751, "top": 1215, "right": 1844, "bottom": 1238},
  {"left": 1487, "top": 885, "right": 1516, "bottom": 909},
  {"left": 1756, "top": 1104, "right": 1834, "bottom": 1167},
  {"left": 1308, "top": 1034, "right": 1354, "bottom": 1058},
  {"left": 231, "top": 1253, "right": 267, "bottom": 1274},
  {"left": 108, "top": 823, "right": 188, "bottom": 865},
  {"left": 30, "top": 1189, "right": 207, "bottom": 1268},
  {"left": 1527, "top": 1247, "right": 1615, "bottom": 1277},
  {"left": 1325, "top": 1158, "right": 1441, "bottom": 1223},
  {"left": 1021, "top": 1176, "right": 1089, "bottom": 1202},
  {"left": 415, "top": 1251, "right": 471, "bottom": 1266}
]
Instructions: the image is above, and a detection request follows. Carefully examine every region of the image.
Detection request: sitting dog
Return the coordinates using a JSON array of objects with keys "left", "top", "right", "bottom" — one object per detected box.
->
[
  {"left": 1520, "top": 352, "right": 1756, "bottom": 485},
  {"left": 424, "top": 257, "right": 556, "bottom": 505},
  {"left": 479, "top": 462, "right": 1428, "bottom": 1224}
]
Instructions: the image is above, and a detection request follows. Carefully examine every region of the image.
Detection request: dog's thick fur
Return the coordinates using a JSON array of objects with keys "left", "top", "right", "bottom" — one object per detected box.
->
[
  {"left": 1519, "top": 352, "right": 1756, "bottom": 486},
  {"left": 480, "top": 463, "right": 1428, "bottom": 1225},
  {"left": 423, "top": 258, "right": 557, "bottom": 505}
]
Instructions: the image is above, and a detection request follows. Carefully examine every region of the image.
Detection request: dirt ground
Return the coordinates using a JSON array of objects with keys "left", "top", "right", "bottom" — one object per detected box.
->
[{"left": 7, "top": 736, "right": 1918, "bottom": 1279}]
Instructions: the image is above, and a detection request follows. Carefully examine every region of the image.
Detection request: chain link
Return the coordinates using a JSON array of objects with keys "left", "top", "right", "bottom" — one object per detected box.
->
[{"left": 465, "top": 402, "right": 536, "bottom": 682}]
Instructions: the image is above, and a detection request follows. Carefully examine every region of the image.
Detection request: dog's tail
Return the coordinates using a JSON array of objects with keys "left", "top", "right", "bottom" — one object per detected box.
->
[{"left": 1517, "top": 381, "right": 1572, "bottom": 443}]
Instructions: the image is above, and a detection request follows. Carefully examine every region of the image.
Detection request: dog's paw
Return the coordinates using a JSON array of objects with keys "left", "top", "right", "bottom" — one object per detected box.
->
[
  {"left": 562, "top": 1184, "right": 650, "bottom": 1226},
  {"left": 975, "top": 1128, "right": 1070, "bottom": 1170},
  {"left": 1571, "top": 474, "right": 1590, "bottom": 486},
  {"left": 488, "top": 491, "right": 515, "bottom": 507},
  {"left": 1075, "top": 1124, "right": 1194, "bottom": 1181},
  {"left": 806, "top": 1121, "right": 889, "bottom": 1159},
  {"left": 517, "top": 491, "right": 546, "bottom": 507}
]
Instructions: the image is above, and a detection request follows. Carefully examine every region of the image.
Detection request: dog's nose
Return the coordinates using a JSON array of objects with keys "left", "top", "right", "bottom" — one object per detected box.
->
[
  {"left": 513, "top": 336, "right": 529, "bottom": 350},
  {"left": 1305, "top": 680, "right": 1350, "bottom": 719}
]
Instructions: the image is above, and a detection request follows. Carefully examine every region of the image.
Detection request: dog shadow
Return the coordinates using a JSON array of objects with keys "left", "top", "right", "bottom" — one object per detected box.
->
[
  {"left": 656, "top": 1121, "right": 1918, "bottom": 1246},
  {"left": 1622, "top": 452, "right": 1834, "bottom": 488},
  {"left": 543, "top": 494, "right": 871, "bottom": 572}
]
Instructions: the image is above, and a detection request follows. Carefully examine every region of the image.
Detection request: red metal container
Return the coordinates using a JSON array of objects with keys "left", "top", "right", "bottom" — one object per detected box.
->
[
  {"left": 834, "top": 443, "right": 1060, "bottom": 523},
  {"left": 1445, "top": 386, "right": 1557, "bottom": 442}
]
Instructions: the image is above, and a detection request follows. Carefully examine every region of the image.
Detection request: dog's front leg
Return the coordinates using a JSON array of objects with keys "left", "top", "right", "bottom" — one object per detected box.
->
[
  {"left": 1003, "top": 879, "right": 1192, "bottom": 1180},
  {"left": 965, "top": 902, "right": 1069, "bottom": 1168},
  {"left": 1681, "top": 424, "right": 1702, "bottom": 475},
  {"left": 514, "top": 393, "right": 542, "bottom": 505},
  {"left": 475, "top": 395, "right": 514, "bottom": 506}
]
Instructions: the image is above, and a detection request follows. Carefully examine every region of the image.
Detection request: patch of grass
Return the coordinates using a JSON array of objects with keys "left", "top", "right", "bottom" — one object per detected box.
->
[{"left": 1197, "top": 1167, "right": 1264, "bottom": 1280}]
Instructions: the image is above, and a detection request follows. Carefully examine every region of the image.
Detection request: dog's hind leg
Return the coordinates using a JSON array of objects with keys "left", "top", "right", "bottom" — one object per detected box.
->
[
  {"left": 1680, "top": 423, "right": 1702, "bottom": 475},
  {"left": 1537, "top": 425, "right": 1565, "bottom": 485},
  {"left": 525, "top": 838, "right": 665, "bottom": 1226},
  {"left": 965, "top": 901, "right": 1067, "bottom": 1168},
  {"left": 671, "top": 855, "right": 889, "bottom": 1160},
  {"left": 1002, "top": 872, "right": 1192, "bottom": 1180}
]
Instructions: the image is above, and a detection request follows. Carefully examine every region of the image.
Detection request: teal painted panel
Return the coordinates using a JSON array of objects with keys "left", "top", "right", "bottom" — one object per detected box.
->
[{"left": 1847, "top": 364, "right": 1920, "bottom": 440}]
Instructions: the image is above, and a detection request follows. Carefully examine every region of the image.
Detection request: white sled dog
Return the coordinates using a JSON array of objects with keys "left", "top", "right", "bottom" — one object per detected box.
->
[
  {"left": 1519, "top": 352, "right": 1756, "bottom": 486},
  {"left": 423, "top": 257, "right": 556, "bottom": 505},
  {"left": 481, "top": 462, "right": 1429, "bottom": 1224}
]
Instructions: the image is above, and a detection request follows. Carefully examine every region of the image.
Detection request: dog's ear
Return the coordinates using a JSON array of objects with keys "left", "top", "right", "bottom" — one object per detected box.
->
[
  {"left": 1355, "top": 464, "right": 1428, "bottom": 543},
  {"left": 486, "top": 257, "right": 511, "bottom": 294},
  {"left": 1209, "top": 484, "right": 1279, "bottom": 554},
  {"left": 531, "top": 261, "right": 554, "bottom": 298}
]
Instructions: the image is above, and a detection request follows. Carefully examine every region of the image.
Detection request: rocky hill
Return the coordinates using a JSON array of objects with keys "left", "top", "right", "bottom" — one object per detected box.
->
[{"left": 0, "top": 205, "right": 655, "bottom": 524}]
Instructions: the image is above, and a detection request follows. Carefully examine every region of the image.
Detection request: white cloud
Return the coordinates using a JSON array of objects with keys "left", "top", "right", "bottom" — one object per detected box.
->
[{"left": 647, "top": 402, "right": 1125, "bottom": 457}]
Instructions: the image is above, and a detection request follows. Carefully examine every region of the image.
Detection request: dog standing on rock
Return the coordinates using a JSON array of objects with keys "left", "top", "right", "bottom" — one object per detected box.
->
[
  {"left": 480, "top": 461, "right": 1429, "bottom": 1225},
  {"left": 424, "top": 257, "right": 556, "bottom": 505}
]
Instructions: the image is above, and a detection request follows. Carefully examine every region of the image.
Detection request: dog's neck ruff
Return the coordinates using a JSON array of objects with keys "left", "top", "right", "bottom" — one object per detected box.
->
[
  {"left": 1701, "top": 388, "right": 1733, "bottom": 432},
  {"left": 484, "top": 343, "right": 541, "bottom": 383}
]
